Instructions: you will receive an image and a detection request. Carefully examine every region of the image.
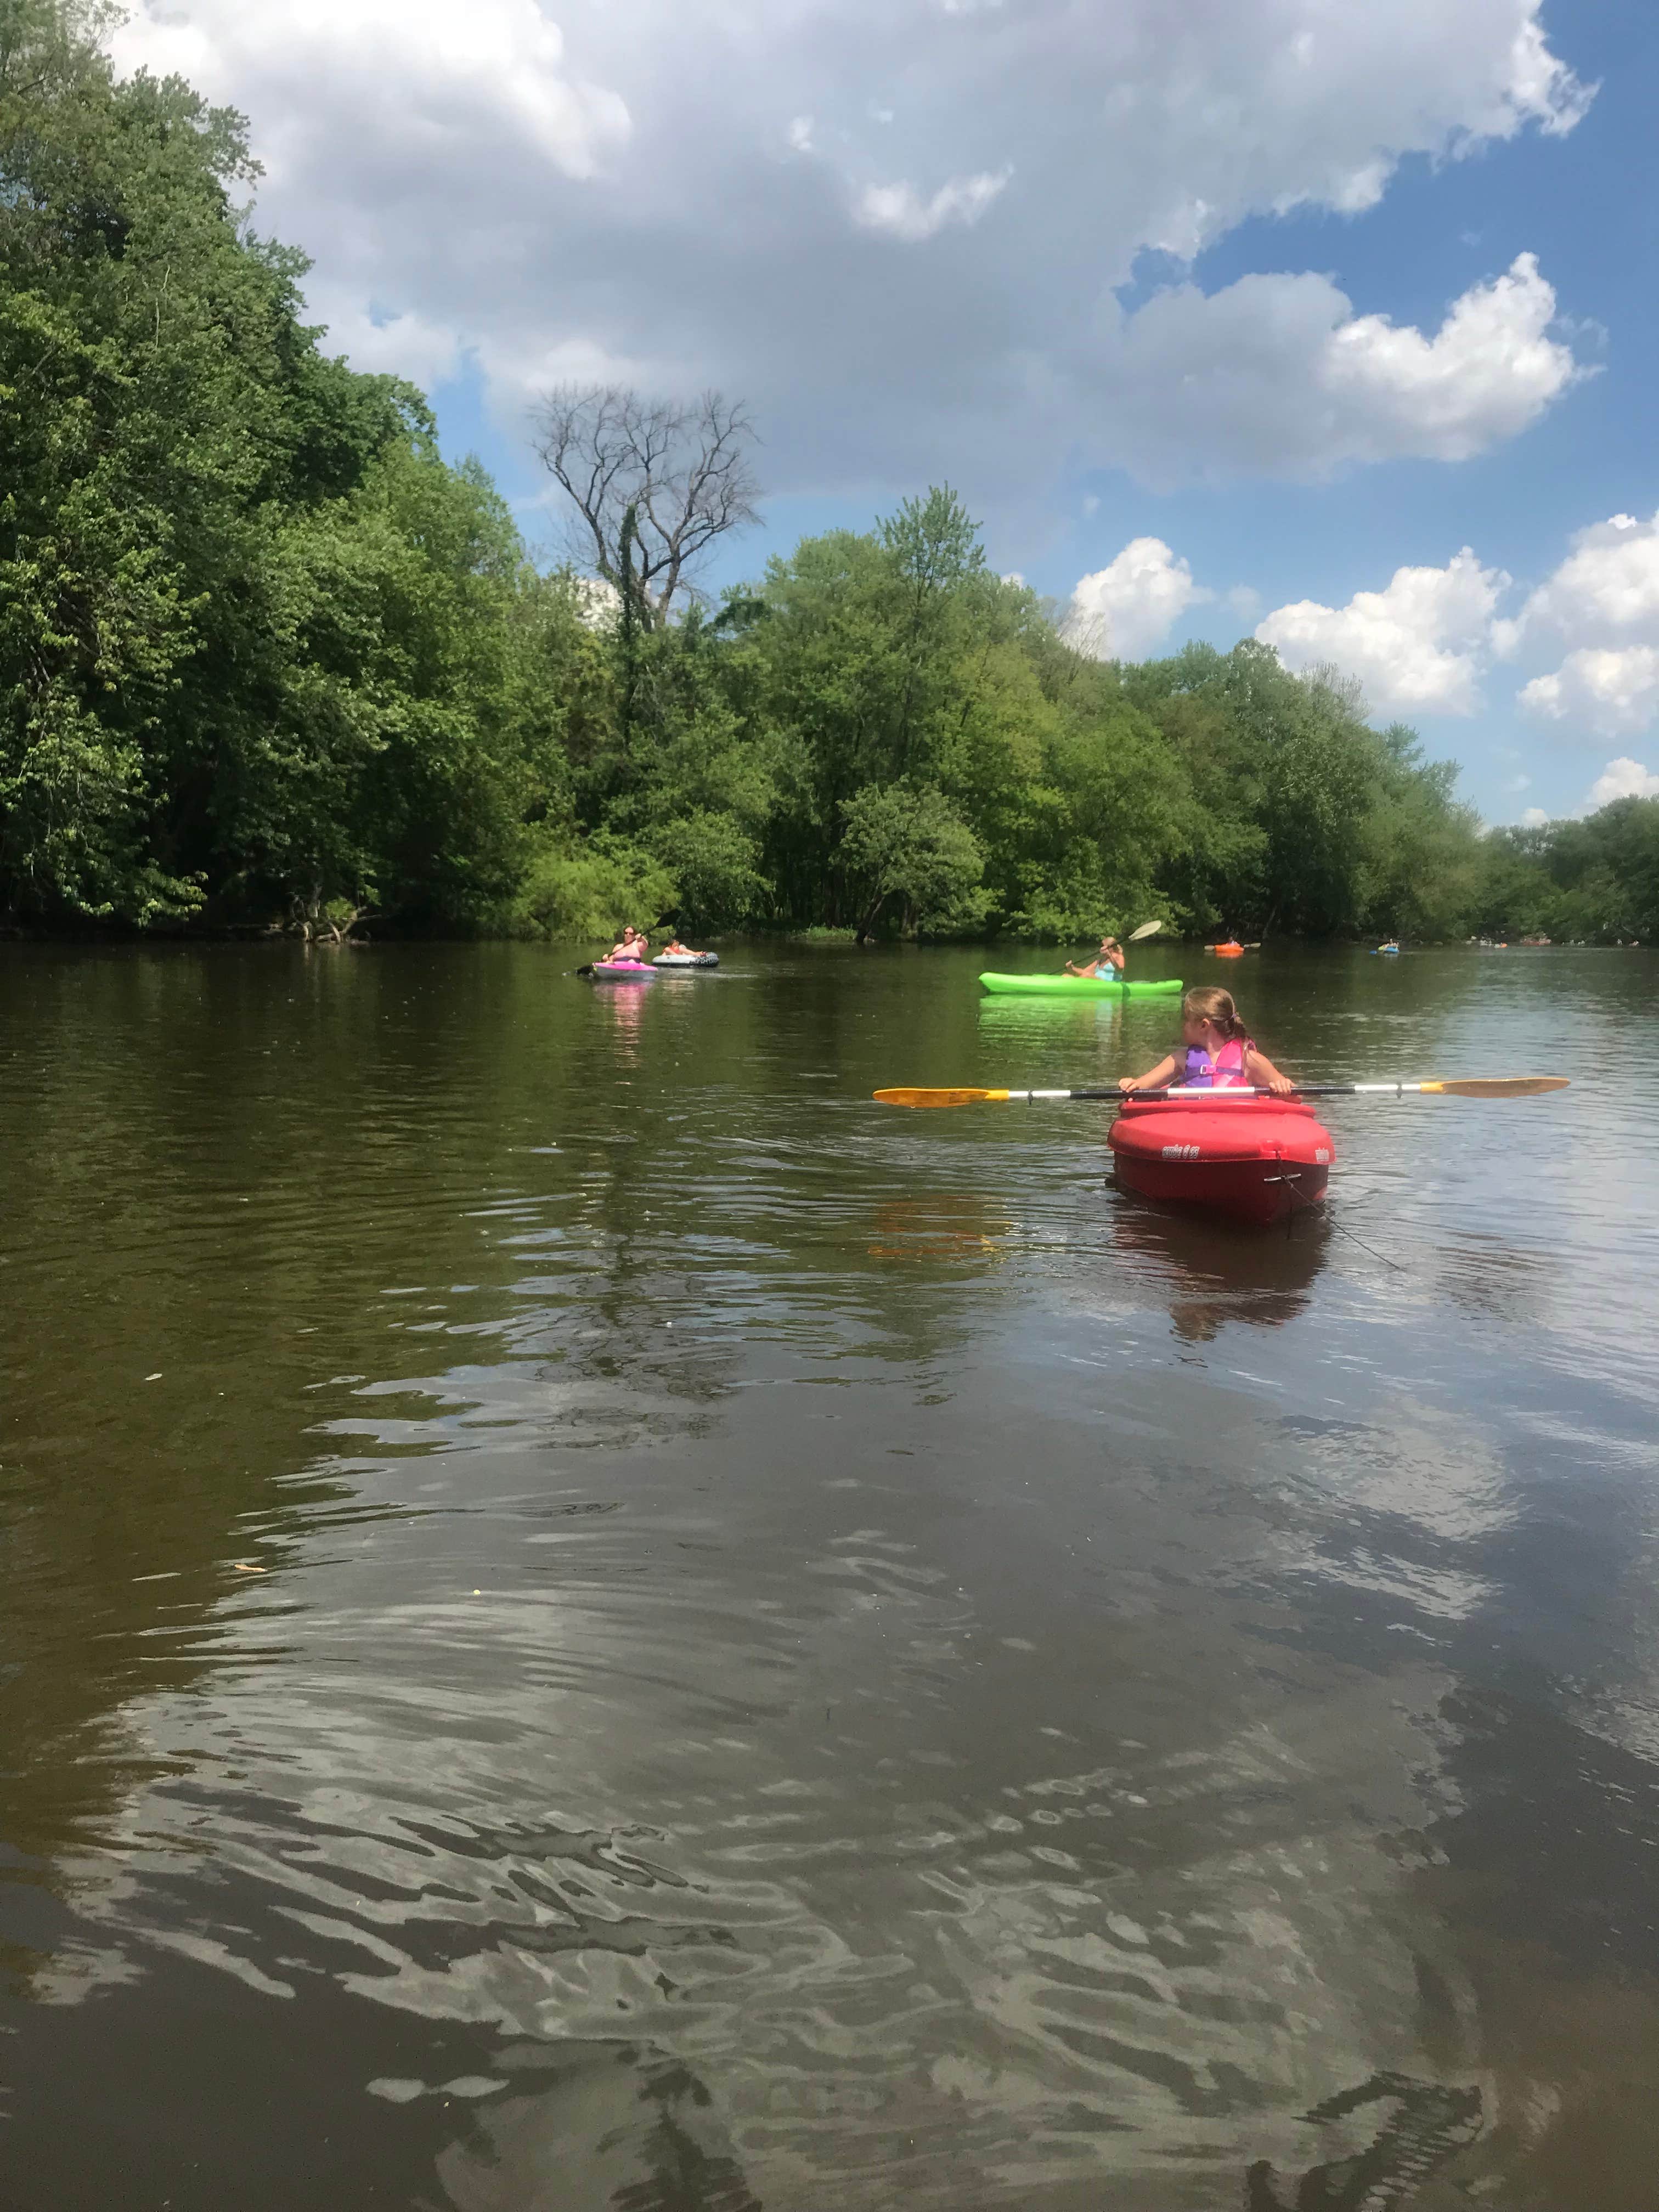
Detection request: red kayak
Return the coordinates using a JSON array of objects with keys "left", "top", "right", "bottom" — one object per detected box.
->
[{"left": 1108, "top": 1096, "right": 1334, "bottom": 1226}]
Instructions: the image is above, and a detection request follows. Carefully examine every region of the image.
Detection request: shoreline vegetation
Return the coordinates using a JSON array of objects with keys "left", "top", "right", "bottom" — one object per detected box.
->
[{"left": 4, "top": 3, "right": 1656, "bottom": 951}]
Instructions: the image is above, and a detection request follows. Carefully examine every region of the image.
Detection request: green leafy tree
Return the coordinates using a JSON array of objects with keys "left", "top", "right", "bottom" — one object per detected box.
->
[
  {"left": 2, "top": 2, "right": 1521, "bottom": 948},
  {"left": 839, "top": 782, "right": 987, "bottom": 940}
]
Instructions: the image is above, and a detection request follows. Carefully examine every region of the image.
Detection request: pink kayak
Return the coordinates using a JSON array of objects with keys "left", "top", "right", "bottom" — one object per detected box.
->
[
  {"left": 590, "top": 960, "right": 657, "bottom": 983},
  {"left": 1109, "top": 1096, "right": 1334, "bottom": 1226}
]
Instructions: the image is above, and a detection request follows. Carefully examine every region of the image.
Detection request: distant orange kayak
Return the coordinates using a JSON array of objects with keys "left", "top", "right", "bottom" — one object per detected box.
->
[{"left": 1205, "top": 941, "right": 1245, "bottom": 957}]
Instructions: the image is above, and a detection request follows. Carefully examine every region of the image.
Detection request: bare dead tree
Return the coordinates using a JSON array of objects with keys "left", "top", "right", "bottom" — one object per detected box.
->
[{"left": 532, "top": 386, "right": 762, "bottom": 626}]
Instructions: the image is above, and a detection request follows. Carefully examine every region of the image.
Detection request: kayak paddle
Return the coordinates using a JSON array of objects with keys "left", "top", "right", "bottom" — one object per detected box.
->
[
  {"left": 1127, "top": 919, "right": 1163, "bottom": 941},
  {"left": 873, "top": 1077, "right": 1570, "bottom": 1109}
]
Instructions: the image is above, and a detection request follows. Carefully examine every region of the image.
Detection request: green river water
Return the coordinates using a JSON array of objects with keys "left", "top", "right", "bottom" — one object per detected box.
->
[{"left": 2, "top": 939, "right": 1657, "bottom": 2209}]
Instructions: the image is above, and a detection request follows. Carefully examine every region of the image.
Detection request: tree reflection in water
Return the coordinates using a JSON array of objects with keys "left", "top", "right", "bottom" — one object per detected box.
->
[{"left": 433, "top": 2039, "right": 760, "bottom": 2212}]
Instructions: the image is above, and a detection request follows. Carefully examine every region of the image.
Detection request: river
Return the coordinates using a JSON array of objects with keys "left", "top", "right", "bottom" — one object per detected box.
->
[{"left": 2, "top": 939, "right": 1656, "bottom": 2210}]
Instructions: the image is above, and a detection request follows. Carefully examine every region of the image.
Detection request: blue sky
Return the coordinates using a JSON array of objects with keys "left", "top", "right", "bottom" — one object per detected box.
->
[{"left": 117, "top": 0, "right": 1659, "bottom": 823}]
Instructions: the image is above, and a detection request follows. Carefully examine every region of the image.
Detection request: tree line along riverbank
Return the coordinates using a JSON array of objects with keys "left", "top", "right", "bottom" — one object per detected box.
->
[{"left": 4, "top": 0, "right": 1654, "bottom": 947}]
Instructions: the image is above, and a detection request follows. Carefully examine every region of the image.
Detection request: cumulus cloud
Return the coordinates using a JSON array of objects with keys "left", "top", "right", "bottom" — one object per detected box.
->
[
  {"left": 1513, "top": 758, "right": 1659, "bottom": 826},
  {"left": 1583, "top": 757, "right": 1659, "bottom": 809},
  {"left": 1509, "top": 511, "right": 1659, "bottom": 640},
  {"left": 106, "top": 0, "right": 1592, "bottom": 504},
  {"left": 853, "top": 167, "right": 1012, "bottom": 243},
  {"left": 114, "top": 0, "right": 630, "bottom": 180},
  {"left": 1255, "top": 550, "right": 1507, "bottom": 715},
  {"left": 1099, "top": 255, "right": 1582, "bottom": 487},
  {"left": 1504, "top": 512, "right": 1659, "bottom": 735},
  {"left": 1519, "top": 648, "right": 1659, "bottom": 735},
  {"left": 1064, "top": 539, "right": 1208, "bottom": 659}
]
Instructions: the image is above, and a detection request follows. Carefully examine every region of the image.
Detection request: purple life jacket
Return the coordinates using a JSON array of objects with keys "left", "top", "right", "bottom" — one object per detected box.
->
[{"left": 1181, "top": 1036, "right": 1250, "bottom": 1088}]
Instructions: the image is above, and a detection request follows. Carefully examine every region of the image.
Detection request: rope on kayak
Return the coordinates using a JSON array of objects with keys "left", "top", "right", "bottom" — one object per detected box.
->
[{"left": 1282, "top": 1166, "right": 1403, "bottom": 1272}]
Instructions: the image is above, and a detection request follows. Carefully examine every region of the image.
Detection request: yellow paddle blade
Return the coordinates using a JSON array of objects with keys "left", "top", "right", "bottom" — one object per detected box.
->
[
  {"left": 1421, "top": 1076, "right": 1571, "bottom": 1098},
  {"left": 872, "top": 1087, "right": 1011, "bottom": 1109}
]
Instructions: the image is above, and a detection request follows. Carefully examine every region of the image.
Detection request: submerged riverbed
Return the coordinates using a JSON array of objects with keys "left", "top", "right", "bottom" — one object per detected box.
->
[{"left": 3, "top": 940, "right": 1657, "bottom": 2209}]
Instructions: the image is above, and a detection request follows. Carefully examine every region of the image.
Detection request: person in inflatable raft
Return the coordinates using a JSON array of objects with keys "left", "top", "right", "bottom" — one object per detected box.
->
[{"left": 1120, "top": 986, "right": 1296, "bottom": 1096}]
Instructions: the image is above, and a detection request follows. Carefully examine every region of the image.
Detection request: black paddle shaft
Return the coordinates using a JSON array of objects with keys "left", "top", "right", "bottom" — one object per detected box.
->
[{"left": 1071, "top": 1084, "right": 1386, "bottom": 1101}]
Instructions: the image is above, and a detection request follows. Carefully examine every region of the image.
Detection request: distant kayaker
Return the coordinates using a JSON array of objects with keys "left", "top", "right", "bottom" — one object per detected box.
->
[
  {"left": 1119, "top": 986, "right": 1295, "bottom": 1096},
  {"left": 1065, "top": 934, "right": 1125, "bottom": 980},
  {"left": 604, "top": 925, "right": 648, "bottom": 964}
]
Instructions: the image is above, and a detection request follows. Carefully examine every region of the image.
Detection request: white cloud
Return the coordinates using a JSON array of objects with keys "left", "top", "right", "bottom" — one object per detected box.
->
[
  {"left": 1322, "top": 253, "right": 1580, "bottom": 458},
  {"left": 300, "top": 287, "right": 465, "bottom": 391},
  {"left": 1511, "top": 757, "right": 1659, "bottom": 826},
  {"left": 1064, "top": 539, "right": 1208, "bottom": 659},
  {"left": 1583, "top": 757, "right": 1659, "bottom": 809},
  {"left": 853, "top": 168, "right": 1012, "bottom": 244},
  {"left": 114, "top": 0, "right": 630, "bottom": 181},
  {"left": 1508, "top": 510, "right": 1659, "bottom": 642},
  {"left": 1520, "top": 648, "right": 1659, "bottom": 736},
  {"left": 1255, "top": 550, "right": 1507, "bottom": 715},
  {"left": 1096, "top": 256, "right": 1583, "bottom": 488},
  {"left": 104, "top": 0, "right": 1593, "bottom": 505},
  {"left": 1500, "top": 511, "right": 1659, "bottom": 736}
]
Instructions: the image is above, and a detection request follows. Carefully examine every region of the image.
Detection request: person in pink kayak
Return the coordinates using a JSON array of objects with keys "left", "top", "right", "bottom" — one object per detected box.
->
[
  {"left": 603, "top": 925, "right": 650, "bottom": 965},
  {"left": 1120, "top": 986, "right": 1296, "bottom": 1095}
]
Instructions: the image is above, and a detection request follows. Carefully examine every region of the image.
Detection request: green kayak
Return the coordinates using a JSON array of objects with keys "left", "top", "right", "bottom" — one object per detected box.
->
[{"left": 978, "top": 973, "right": 1184, "bottom": 998}]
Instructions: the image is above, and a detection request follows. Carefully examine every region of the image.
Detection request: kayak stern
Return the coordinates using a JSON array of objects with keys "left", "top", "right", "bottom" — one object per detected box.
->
[{"left": 1108, "top": 1098, "right": 1334, "bottom": 1226}]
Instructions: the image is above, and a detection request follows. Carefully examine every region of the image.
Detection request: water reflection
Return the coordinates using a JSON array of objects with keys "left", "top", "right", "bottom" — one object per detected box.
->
[
  {"left": 432, "top": 2040, "right": 760, "bottom": 2212},
  {"left": 1430, "top": 1229, "right": 1555, "bottom": 1329},
  {"left": 1246, "top": 2074, "right": 1483, "bottom": 2209},
  {"left": 3, "top": 943, "right": 1658, "bottom": 2208},
  {"left": 866, "top": 1195, "right": 1013, "bottom": 1266},
  {"left": 974, "top": 994, "right": 1125, "bottom": 1045},
  {"left": 1107, "top": 1190, "right": 1331, "bottom": 1340},
  {"left": 593, "top": 974, "right": 650, "bottom": 1052}
]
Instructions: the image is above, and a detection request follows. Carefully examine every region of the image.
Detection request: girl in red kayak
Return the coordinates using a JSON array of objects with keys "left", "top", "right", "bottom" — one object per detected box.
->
[{"left": 1119, "top": 986, "right": 1296, "bottom": 1096}]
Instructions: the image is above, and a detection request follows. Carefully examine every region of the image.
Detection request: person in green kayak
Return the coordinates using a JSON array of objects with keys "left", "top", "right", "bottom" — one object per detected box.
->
[{"left": 1065, "top": 934, "right": 1125, "bottom": 980}]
